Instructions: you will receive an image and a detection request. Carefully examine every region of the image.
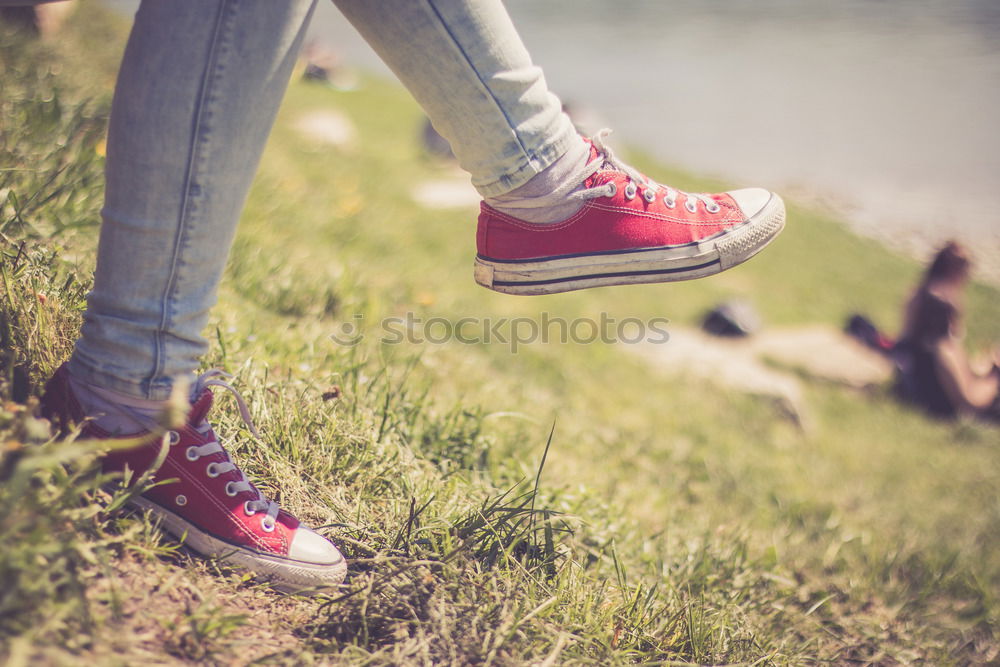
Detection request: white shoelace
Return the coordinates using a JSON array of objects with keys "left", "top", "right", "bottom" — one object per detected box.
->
[
  {"left": 181, "top": 370, "right": 279, "bottom": 530},
  {"left": 494, "top": 129, "right": 719, "bottom": 214}
]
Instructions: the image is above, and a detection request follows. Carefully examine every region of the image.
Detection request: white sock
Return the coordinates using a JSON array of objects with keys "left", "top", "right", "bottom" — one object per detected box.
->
[
  {"left": 69, "top": 376, "right": 168, "bottom": 436},
  {"left": 484, "top": 136, "right": 592, "bottom": 224}
]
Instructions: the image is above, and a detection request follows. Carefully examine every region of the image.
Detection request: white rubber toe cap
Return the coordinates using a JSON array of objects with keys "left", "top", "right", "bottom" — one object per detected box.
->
[
  {"left": 288, "top": 526, "right": 346, "bottom": 566},
  {"left": 727, "top": 187, "right": 772, "bottom": 219}
]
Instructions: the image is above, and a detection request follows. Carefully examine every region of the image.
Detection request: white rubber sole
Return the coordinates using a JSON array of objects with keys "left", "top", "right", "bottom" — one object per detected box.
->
[
  {"left": 475, "top": 194, "right": 785, "bottom": 296},
  {"left": 130, "top": 496, "right": 348, "bottom": 593}
]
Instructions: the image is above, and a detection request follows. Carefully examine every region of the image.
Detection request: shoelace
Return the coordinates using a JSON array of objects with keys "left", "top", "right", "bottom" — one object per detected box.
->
[
  {"left": 179, "top": 370, "right": 280, "bottom": 531},
  {"left": 496, "top": 129, "right": 720, "bottom": 214}
]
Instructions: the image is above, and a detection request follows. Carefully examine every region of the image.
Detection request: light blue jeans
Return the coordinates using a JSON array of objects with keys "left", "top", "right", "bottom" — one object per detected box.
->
[{"left": 69, "top": 0, "right": 578, "bottom": 399}]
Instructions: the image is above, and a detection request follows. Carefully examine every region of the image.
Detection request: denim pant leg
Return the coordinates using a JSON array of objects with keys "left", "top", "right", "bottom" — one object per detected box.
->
[
  {"left": 69, "top": 0, "right": 318, "bottom": 400},
  {"left": 72, "top": 0, "right": 575, "bottom": 399},
  {"left": 333, "top": 0, "right": 580, "bottom": 197}
]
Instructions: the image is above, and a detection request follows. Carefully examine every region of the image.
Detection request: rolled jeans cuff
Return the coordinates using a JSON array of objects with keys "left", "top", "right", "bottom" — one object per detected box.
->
[{"left": 471, "top": 115, "right": 581, "bottom": 198}]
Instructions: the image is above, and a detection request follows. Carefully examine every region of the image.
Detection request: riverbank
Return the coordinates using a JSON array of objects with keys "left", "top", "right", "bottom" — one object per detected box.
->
[{"left": 2, "top": 7, "right": 999, "bottom": 664}]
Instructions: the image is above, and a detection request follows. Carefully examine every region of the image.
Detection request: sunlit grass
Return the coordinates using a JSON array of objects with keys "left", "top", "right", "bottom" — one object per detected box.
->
[{"left": 1, "top": 4, "right": 998, "bottom": 664}]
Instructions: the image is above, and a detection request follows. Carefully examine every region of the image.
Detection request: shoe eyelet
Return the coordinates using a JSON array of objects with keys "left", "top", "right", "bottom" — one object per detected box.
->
[
  {"left": 685, "top": 200, "right": 698, "bottom": 214},
  {"left": 624, "top": 182, "right": 637, "bottom": 199},
  {"left": 185, "top": 446, "right": 199, "bottom": 462},
  {"left": 260, "top": 516, "right": 276, "bottom": 533},
  {"left": 243, "top": 500, "right": 257, "bottom": 516},
  {"left": 225, "top": 481, "right": 238, "bottom": 497},
  {"left": 175, "top": 494, "right": 187, "bottom": 506},
  {"left": 663, "top": 197, "right": 676, "bottom": 209},
  {"left": 643, "top": 189, "right": 656, "bottom": 203},
  {"left": 604, "top": 182, "right": 617, "bottom": 198},
  {"left": 206, "top": 462, "right": 221, "bottom": 478},
  {"left": 706, "top": 202, "right": 721, "bottom": 214},
  {"left": 167, "top": 430, "right": 181, "bottom": 446}
]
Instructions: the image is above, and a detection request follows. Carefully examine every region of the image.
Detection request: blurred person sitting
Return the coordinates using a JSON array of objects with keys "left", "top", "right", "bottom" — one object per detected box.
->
[{"left": 894, "top": 241, "right": 999, "bottom": 420}]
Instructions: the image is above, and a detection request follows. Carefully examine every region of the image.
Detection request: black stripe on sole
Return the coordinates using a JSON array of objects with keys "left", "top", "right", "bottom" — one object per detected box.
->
[
  {"left": 491, "top": 258, "right": 720, "bottom": 287},
  {"left": 476, "top": 234, "right": 713, "bottom": 265}
]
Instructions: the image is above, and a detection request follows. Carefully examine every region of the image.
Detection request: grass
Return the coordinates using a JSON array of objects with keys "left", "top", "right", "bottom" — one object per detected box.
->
[{"left": 2, "top": 4, "right": 1000, "bottom": 664}]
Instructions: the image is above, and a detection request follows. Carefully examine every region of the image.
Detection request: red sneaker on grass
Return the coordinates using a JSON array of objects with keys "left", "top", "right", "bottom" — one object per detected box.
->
[
  {"left": 41, "top": 364, "right": 347, "bottom": 592},
  {"left": 475, "top": 132, "right": 785, "bottom": 295}
]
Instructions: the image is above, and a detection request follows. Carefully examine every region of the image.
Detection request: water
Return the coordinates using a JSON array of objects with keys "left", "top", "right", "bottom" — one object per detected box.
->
[{"left": 303, "top": 0, "right": 1000, "bottom": 280}]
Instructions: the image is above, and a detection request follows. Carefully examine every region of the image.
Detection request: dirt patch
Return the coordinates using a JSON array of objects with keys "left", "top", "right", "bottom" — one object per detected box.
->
[
  {"left": 409, "top": 172, "right": 480, "bottom": 210},
  {"left": 633, "top": 324, "right": 893, "bottom": 425},
  {"left": 59, "top": 551, "right": 320, "bottom": 666},
  {"left": 293, "top": 110, "right": 358, "bottom": 151},
  {"left": 752, "top": 325, "right": 893, "bottom": 389}
]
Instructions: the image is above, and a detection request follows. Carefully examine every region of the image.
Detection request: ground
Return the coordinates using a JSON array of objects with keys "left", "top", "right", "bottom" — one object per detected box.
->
[{"left": 2, "top": 5, "right": 999, "bottom": 665}]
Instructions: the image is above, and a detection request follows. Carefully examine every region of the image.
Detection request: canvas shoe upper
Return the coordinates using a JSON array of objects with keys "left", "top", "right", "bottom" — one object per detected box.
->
[{"left": 475, "top": 131, "right": 785, "bottom": 295}]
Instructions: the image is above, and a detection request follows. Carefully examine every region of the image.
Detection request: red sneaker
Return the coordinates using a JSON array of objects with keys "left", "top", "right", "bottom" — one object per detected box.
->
[
  {"left": 475, "top": 132, "right": 785, "bottom": 295},
  {"left": 41, "top": 364, "right": 347, "bottom": 592}
]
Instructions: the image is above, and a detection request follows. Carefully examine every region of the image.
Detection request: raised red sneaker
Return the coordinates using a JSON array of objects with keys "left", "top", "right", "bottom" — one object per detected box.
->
[
  {"left": 475, "top": 132, "right": 785, "bottom": 295},
  {"left": 40, "top": 364, "right": 347, "bottom": 592}
]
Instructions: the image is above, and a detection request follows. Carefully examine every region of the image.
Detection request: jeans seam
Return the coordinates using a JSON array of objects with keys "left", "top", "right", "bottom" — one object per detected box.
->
[
  {"left": 153, "top": 0, "right": 234, "bottom": 395},
  {"left": 422, "top": 0, "right": 532, "bottom": 164}
]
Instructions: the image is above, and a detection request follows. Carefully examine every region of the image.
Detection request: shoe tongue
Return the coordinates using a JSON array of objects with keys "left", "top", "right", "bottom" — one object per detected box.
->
[{"left": 188, "top": 389, "right": 214, "bottom": 426}]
